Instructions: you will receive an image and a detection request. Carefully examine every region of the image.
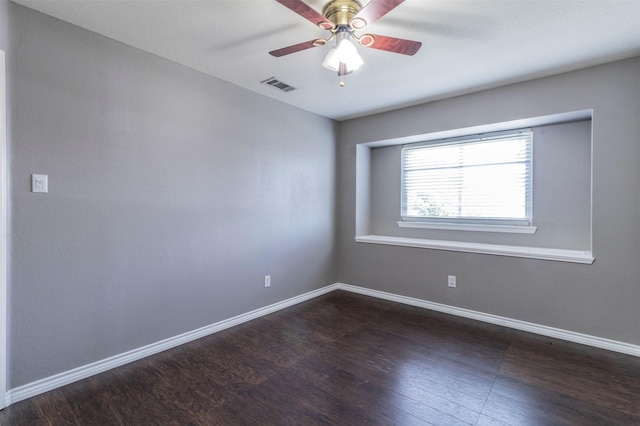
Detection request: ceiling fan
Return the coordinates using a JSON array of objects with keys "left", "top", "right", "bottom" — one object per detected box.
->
[{"left": 270, "top": 0, "right": 422, "bottom": 86}]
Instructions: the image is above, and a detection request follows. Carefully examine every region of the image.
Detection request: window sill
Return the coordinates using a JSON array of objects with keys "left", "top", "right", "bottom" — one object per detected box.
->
[
  {"left": 397, "top": 221, "right": 537, "bottom": 234},
  {"left": 355, "top": 235, "right": 594, "bottom": 264}
]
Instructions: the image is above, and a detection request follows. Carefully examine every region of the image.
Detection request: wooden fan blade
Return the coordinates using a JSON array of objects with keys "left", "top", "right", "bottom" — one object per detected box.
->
[
  {"left": 274, "top": 0, "right": 334, "bottom": 30},
  {"left": 351, "top": 0, "right": 405, "bottom": 27},
  {"left": 269, "top": 40, "right": 319, "bottom": 57},
  {"left": 361, "top": 34, "right": 422, "bottom": 55}
]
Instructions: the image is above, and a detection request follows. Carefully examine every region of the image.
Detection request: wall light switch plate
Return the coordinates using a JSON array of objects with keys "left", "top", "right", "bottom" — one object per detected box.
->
[
  {"left": 448, "top": 275, "right": 457, "bottom": 288},
  {"left": 32, "top": 174, "right": 48, "bottom": 193}
]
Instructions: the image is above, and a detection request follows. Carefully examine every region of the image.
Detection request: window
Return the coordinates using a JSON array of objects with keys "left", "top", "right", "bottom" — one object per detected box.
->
[{"left": 401, "top": 129, "right": 533, "bottom": 227}]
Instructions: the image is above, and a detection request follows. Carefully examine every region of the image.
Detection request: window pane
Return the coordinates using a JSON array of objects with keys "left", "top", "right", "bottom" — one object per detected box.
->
[{"left": 402, "top": 131, "right": 532, "bottom": 224}]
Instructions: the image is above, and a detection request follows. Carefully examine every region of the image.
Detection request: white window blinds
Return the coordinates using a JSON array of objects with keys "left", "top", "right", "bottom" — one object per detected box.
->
[{"left": 401, "top": 130, "right": 533, "bottom": 225}]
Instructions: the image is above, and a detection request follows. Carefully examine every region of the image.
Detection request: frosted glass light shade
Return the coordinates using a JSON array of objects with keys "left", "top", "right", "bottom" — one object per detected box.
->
[
  {"left": 322, "top": 46, "right": 340, "bottom": 71},
  {"left": 322, "top": 39, "right": 363, "bottom": 72}
]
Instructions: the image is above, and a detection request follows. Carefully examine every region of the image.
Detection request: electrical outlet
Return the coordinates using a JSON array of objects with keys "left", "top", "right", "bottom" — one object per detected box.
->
[
  {"left": 448, "top": 275, "right": 456, "bottom": 288},
  {"left": 264, "top": 275, "right": 271, "bottom": 288}
]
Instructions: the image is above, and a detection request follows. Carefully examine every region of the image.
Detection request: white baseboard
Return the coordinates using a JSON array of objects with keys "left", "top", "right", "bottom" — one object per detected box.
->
[
  {"left": 335, "top": 282, "right": 640, "bottom": 358},
  {"left": 6, "top": 281, "right": 639, "bottom": 407},
  {"left": 5, "top": 284, "right": 340, "bottom": 406}
]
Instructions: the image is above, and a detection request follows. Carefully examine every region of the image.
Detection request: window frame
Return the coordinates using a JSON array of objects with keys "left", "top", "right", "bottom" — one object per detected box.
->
[{"left": 400, "top": 129, "right": 534, "bottom": 233}]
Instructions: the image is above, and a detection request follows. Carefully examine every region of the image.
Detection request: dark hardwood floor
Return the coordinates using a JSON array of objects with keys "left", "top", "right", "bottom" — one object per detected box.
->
[{"left": 1, "top": 290, "right": 639, "bottom": 425}]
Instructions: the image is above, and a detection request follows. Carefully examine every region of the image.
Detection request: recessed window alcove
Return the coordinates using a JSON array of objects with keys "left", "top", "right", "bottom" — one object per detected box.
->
[{"left": 355, "top": 110, "right": 594, "bottom": 264}]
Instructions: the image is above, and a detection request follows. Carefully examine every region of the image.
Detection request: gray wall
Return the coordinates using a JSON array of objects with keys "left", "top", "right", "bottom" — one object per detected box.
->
[
  {"left": 0, "top": 2, "right": 7, "bottom": 51},
  {"left": 337, "top": 57, "right": 640, "bottom": 345},
  {"left": 6, "top": 3, "right": 336, "bottom": 388}
]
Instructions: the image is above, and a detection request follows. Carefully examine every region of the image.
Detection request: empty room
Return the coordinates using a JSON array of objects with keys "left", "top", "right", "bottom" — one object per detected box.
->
[{"left": 0, "top": 0, "right": 639, "bottom": 424}]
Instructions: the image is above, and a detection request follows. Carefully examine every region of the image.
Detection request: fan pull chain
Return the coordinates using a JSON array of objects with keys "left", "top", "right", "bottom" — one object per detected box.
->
[{"left": 338, "top": 62, "right": 347, "bottom": 87}]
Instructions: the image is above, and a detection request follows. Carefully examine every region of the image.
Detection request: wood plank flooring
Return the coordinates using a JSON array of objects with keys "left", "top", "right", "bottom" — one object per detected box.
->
[{"left": 1, "top": 290, "right": 639, "bottom": 425}]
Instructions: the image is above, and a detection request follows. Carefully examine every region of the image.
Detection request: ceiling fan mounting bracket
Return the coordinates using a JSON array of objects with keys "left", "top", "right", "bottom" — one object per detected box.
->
[
  {"left": 355, "top": 33, "right": 375, "bottom": 47},
  {"left": 312, "top": 37, "right": 330, "bottom": 47}
]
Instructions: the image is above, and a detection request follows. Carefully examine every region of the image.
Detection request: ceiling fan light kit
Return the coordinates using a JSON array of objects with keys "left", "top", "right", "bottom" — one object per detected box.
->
[
  {"left": 271, "top": 0, "right": 422, "bottom": 86},
  {"left": 322, "top": 33, "right": 364, "bottom": 73}
]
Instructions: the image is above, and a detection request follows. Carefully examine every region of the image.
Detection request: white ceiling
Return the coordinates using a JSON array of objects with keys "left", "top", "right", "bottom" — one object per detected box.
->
[{"left": 12, "top": 0, "right": 640, "bottom": 121}]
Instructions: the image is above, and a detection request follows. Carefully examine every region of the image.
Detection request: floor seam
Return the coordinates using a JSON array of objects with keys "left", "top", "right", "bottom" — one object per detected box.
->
[{"left": 474, "top": 335, "right": 514, "bottom": 426}]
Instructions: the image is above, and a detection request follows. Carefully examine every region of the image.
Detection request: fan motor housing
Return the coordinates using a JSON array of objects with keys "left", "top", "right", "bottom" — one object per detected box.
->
[{"left": 322, "top": 0, "right": 363, "bottom": 26}]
